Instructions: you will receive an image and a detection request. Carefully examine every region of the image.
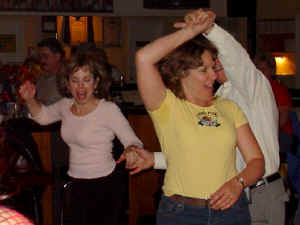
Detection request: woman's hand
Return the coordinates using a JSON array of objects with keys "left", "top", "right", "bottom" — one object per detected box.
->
[
  {"left": 174, "top": 9, "right": 216, "bottom": 35},
  {"left": 209, "top": 177, "right": 244, "bottom": 210},
  {"left": 118, "top": 145, "right": 139, "bottom": 168},
  {"left": 18, "top": 80, "right": 36, "bottom": 102},
  {"left": 117, "top": 146, "right": 154, "bottom": 175},
  {"left": 18, "top": 80, "right": 41, "bottom": 116}
]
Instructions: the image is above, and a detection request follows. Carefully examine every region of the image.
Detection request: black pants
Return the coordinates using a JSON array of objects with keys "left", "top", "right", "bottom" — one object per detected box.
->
[
  {"left": 62, "top": 165, "right": 127, "bottom": 225},
  {"left": 51, "top": 131, "right": 69, "bottom": 225}
]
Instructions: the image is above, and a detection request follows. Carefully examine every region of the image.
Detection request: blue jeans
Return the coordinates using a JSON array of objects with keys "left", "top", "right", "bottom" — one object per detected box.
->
[{"left": 156, "top": 192, "right": 250, "bottom": 225}]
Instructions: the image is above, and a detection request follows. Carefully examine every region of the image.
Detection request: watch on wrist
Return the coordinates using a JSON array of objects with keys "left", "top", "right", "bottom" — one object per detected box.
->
[{"left": 236, "top": 176, "right": 246, "bottom": 188}]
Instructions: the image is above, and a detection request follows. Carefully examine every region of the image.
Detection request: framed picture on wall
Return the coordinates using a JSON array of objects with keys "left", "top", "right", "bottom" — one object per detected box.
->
[
  {"left": 0, "top": 0, "right": 114, "bottom": 12},
  {"left": 0, "top": 34, "right": 16, "bottom": 53},
  {"left": 103, "top": 17, "right": 121, "bottom": 47},
  {"left": 0, "top": 21, "right": 25, "bottom": 64}
]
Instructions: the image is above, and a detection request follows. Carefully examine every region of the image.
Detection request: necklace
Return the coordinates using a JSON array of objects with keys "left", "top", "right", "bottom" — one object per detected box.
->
[{"left": 71, "top": 99, "right": 99, "bottom": 116}]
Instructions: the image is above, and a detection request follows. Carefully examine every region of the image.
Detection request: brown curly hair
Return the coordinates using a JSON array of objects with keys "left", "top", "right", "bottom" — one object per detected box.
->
[
  {"left": 157, "top": 35, "right": 218, "bottom": 99},
  {"left": 58, "top": 53, "right": 112, "bottom": 100}
]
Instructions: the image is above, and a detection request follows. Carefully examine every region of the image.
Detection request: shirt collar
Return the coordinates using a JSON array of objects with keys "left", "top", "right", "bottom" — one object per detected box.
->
[{"left": 215, "top": 81, "right": 232, "bottom": 97}]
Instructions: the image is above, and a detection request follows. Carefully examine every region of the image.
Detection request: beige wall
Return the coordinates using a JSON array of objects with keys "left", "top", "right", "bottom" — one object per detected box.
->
[
  {"left": 0, "top": 15, "right": 126, "bottom": 75},
  {"left": 0, "top": 15, "right": 42, "bottom": 64},
  {"left": 24, "top": 16, "right": 42, "bottom": 55},
  {"left": 2, "top": 0, "right": 298, "bottom": 78}
]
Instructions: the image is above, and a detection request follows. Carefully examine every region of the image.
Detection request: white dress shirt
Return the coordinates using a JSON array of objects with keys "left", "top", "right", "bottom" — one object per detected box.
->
[{"left": 154, "top": 24, "right": 280, "bottom": 178}]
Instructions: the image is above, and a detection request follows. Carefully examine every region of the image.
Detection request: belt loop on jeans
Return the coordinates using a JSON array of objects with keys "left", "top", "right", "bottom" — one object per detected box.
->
[
  {"left": 169, "top": 195, "right": 210, "bottom": 207},
  {"left": 250, "top": 172, "right": 281, "bottom": 190}
]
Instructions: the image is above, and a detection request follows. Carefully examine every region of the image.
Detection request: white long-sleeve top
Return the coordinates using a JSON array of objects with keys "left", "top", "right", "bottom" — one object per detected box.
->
[
  {"left": 31, "top": 98, "right": 143, "bottom": 179},
  {"left": 155, "top": 24, "right": 280, "bottom": 177}
]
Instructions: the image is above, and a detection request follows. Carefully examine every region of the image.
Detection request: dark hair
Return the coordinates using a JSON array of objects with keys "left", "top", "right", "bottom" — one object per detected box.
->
[
  {"left": 71, "top": 43, "right": 115, "bottom": 81},
  {"left": 71, "top": 43, "right": 108, "bottom": 63},
  {"left": 38, "top": 38, "right": 65, "bottom": 59},
  {"left": 253, "top": 52, "right": 276, "bottom": 75},
  {"left": 157, "top": 36, "right": 218, "bottom": 99},
  {"left": 58, "top": 53, "right": 112, "bottom": 100}
]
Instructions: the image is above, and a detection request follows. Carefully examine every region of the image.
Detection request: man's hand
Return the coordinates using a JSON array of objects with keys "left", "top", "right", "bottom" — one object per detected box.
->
[
  {"left": 173, "top": 9, "right": 216, "bottom": 35},
  {"left": 117, "top": 146, "right": 155, "bottom": 175},
  {"left": 117, "top": 145, "right": 138, "bottom": 167}
]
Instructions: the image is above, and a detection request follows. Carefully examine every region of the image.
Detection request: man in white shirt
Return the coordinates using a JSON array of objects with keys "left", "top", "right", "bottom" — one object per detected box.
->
[{"left": 122, "top": 22, "right": 288, "bottom": 225}]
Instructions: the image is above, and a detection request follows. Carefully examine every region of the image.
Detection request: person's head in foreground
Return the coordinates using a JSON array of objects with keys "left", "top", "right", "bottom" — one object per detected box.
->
[{"left": 0, "top": 206, "right": 33, "bottom": 224}]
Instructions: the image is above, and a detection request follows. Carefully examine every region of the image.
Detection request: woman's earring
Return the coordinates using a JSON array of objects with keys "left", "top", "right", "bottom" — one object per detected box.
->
[{"left": 94, "top": 78, "right": 100, "bottom": 95}]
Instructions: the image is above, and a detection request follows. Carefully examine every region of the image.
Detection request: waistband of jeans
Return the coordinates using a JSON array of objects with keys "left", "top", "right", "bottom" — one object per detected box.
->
[{"left": 168, "top": 194, "right": 210, "bottom": 207}]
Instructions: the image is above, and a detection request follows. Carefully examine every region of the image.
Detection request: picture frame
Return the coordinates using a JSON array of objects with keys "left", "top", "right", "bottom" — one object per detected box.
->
[
  {"left": 0, "top": 34, "right": 16, "bottom": 53},
  {"left": 0, "top": 21, "right": 25, "bottom": 64},
  {"left": 103, "top": 17, "right": 121, "bottom": 47},
  {"left": 0, "top": 0, "right": 113, "bottom": 13},
  {"left": 41, "top": 16, "right": 57, "bottom": 33}
]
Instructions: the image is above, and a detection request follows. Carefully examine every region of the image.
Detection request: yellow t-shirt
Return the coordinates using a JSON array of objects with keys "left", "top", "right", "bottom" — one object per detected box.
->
[{"left": 148, "top": 90, "right": 248, "bottom": 199}]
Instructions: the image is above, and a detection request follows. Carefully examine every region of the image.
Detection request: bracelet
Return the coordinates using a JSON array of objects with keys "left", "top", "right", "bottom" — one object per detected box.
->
[{"left": 236, "top": 176, "right": 246, "bottom": 188}]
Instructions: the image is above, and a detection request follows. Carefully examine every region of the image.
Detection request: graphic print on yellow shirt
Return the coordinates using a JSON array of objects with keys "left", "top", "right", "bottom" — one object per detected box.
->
[{"left": 197, "top": 111, "right": 221, "bottom": 127}]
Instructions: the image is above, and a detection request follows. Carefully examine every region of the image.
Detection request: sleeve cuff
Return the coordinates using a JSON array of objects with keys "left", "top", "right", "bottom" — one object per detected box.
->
[
  {"left": 27, "top": 104, "right": 44, "bottom": 120},
  {"left": 154, "top": 152, "right": 167, "bottom": 170},
  {"left": 203, "top": 23, "right": 220, "bottom": 39}
]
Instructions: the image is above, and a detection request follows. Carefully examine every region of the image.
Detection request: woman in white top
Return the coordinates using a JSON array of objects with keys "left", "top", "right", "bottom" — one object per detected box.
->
[{"left": 19, "top": 53, "right": 143, "bottom": 225}]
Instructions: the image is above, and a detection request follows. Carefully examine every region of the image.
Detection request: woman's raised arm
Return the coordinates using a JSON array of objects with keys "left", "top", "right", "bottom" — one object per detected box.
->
[{"left": 135, "top": 9, "right": 215, "bottom": 111}]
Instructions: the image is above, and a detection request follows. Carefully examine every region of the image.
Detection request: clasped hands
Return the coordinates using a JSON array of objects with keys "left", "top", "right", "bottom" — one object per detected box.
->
[
  {"left": 117, "top": 145, "right": 154, "bottom": 175},
  {"left": 173, "top": 8, "right": 216, "bottom": 35}
]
